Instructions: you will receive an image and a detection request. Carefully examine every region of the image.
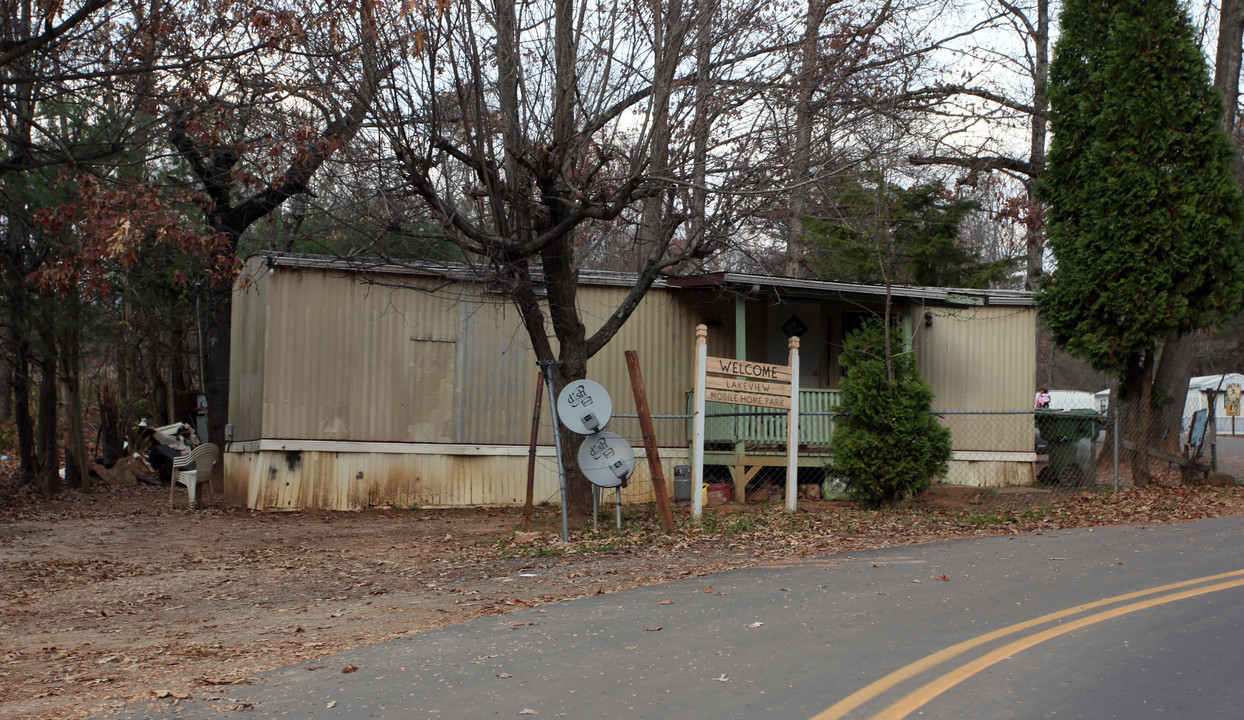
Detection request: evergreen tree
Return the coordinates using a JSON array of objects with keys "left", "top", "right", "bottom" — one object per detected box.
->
[
  {"left": 1039, "top": 0, "right": 1244, "bottom": 484},
  {"left": 808, "top": 175, "right": 1017, "bottom": 289},
  {"left": 828, "top": 319, "right": 951, "bottom": 507}
]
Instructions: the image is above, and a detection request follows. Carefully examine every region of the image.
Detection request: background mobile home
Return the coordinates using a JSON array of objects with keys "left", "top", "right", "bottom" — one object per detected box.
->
[{"left": 1184, "top": 374, "right": 1244, "bottom": 438}]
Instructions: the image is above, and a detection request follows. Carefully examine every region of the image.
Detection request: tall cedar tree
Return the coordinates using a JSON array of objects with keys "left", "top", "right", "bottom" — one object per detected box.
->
[
  {"left": 1039, "top": 0, "right": 1244, "bottom": 484},
  {"left": 828, "top": 319, "right": 951, "bottom": 507}
]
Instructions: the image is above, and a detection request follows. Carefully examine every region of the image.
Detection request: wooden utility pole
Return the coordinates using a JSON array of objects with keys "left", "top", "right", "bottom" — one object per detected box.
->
[{"left": 624, "top": 351, "right": 675, "bottom": 533}]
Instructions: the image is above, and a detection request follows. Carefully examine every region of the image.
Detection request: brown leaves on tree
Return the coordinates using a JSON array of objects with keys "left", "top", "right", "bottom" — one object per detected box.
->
[{"left": 27, "top": 174, "right": 234, "bottom": 298}]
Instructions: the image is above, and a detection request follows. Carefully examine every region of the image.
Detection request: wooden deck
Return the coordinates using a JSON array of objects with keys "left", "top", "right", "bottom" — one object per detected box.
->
[{"left": 687, "top": 389, "right": 841, "bottom": 496}]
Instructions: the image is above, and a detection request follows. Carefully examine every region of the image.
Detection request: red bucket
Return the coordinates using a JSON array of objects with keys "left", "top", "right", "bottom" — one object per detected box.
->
[{"left": 705, "top": 482, "right": 734, "bottom": 507}]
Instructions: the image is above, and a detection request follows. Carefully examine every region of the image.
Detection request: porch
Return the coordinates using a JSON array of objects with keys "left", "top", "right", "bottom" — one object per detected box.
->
[{"left": 688, "top": 388, "right": 842, "bottom": 501}]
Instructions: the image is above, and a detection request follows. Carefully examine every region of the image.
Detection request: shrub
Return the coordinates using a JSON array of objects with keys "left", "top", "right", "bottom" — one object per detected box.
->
[{"left": 829, "top": 319, "right": 951, "bottom": 507}]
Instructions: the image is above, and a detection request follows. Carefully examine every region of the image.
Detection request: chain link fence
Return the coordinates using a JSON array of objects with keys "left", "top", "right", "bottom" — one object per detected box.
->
[
  {"left": 686, "top": 387, "right": 1244, "bottom": 503},
  {"left": 534, "top": 385, "right": 1244, "bottom": 514},
  {"left": 1106, "top": 381, "right": 1244, "bottom": 488}
]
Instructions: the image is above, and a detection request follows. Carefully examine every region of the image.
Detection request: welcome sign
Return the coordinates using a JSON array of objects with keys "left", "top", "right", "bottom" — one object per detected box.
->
[{"left": 690, "top": 324, "right": 800, "bottom": 516}]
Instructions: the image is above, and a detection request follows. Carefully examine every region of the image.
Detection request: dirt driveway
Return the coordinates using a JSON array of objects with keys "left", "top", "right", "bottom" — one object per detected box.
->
[{"left": 2, "top": 468, "right": 1242, "bottom": 720}]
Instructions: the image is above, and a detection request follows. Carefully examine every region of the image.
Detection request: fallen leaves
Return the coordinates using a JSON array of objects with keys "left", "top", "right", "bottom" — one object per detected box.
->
[{"left": 6, "top": 481, "right": 1244, "bottom": 720}]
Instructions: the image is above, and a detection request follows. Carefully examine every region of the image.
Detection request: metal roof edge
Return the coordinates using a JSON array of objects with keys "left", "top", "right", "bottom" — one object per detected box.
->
[
  {"left": 245, "top": 253, "right": 1035, "bottom": 305},
  {"left": 246, "top": 252, "right": 673, "bottom": 290},
  {"left": 710, "top": 272, "right": 1036, "bottom": 307}
]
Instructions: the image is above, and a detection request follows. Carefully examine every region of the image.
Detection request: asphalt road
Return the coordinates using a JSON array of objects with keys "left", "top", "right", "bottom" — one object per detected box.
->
[
  {"left": 1213, "top": 436, "right": 1244, "bottom": 477},
  {"left": 101, "top": 516, "right": 1244, "bottom": 720}
]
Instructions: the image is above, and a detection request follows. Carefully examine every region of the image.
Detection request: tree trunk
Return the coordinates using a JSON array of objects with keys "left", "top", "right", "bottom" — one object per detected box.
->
[
  {"left": 1024, "top": 0, "right": 1049, "bottom": 291},
  {"left": 1152, "top": 330, "right": 1198, "bottom": 454},
  {"left": 0, "top": 333, "right": 10, "bottom": 423},
  {"left": 1123, "top": 353, "right": 1154, "bottom": 488},
  {"left": 688, "top": 0, "right": 714, "bottom": 267},
  {"left": 35, "top": 331, "right": 60, "bottom": 495},
  {"left": 785, "top": 0, "right": 828, "bottom": 278},
  {"left": 59, "top": 379, "right": 81, "bottom": 488},
  {"left": 543, "top": 239, "right": 592, "bottom": 517},
  {"left": 12, "top": 334, "right": 35, "bottom": 481},
  {"left": 1215, "top": 0, "right": 1244, "bottom": 144},
  {"left": 99, "top": 384, "right": 122, "bottom": 468},
  {"left": 58, "top": 294, "right": 89, "bottom": 489}
]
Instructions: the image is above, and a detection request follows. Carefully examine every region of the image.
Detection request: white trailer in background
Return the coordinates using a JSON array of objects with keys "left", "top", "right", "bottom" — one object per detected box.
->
[{"left": 1184, "top": 374, "right": 1244, "bottom": 438}]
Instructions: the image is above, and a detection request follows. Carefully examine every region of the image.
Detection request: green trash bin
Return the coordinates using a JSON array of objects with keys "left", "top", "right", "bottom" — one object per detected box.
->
[{"left": 1035, "top": 409, "right": 1101, "bottom": 486}]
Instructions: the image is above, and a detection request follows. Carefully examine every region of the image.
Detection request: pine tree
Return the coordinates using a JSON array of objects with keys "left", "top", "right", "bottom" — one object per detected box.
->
[
  {"left": 1039, "top": 0, "right": 1244, "bottom": 485},
  {"left": 828, "top": 320, "right": 951, "bottom": 507},
  {"left": 808, "top": 175, "right": 1017, "bottom": 289}
]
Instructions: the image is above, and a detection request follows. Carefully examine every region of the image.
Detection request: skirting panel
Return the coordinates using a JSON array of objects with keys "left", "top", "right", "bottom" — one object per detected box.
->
[{"left": 224, "top": 444, "right": 692, "bottom": 511}]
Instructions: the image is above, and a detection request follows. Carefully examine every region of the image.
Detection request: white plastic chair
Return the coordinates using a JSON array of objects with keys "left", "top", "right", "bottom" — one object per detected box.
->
[{"left": 170, "top": 443, "right": 221, "bottom": 509}]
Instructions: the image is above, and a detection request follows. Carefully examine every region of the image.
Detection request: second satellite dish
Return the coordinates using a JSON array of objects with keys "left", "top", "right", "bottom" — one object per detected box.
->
[
  {"left": 556, "top": 380, "right": 613, "bottom": 435},
  {"left": 577, "top": 431, "right": 636, "bottom": 488}
]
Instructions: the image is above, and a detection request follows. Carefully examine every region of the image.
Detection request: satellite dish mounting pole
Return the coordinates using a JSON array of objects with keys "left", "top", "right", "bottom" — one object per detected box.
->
[{"left": 539, "top": 360, "right": 570, "bottom": 543}]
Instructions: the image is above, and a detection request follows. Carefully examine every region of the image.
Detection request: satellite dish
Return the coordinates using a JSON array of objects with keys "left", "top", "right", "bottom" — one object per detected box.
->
[
  {"left": 577, "top": 431, "right": 635, "bottom": 488},
  {"left": 557, "top": 380, "right": 613, "bottom": 435}
]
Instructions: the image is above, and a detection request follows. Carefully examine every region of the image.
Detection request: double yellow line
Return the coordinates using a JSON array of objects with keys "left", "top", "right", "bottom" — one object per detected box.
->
[{"left": 812, "top": 569, "right": 1244, "bottom": 720}]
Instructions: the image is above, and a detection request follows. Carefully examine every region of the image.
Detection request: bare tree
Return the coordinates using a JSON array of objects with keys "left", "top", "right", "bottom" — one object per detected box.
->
[
  {"left": 908, "top": 0, "right": 1050, "bottom": 291},
  {"left": 778, "top": 0, "right": 1000, "bottom": 278},
  {"left": 369, "top": 0, "right": 805, "bottom": 513}
]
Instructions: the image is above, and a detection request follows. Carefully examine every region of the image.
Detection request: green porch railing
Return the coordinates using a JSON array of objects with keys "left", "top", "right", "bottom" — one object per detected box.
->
[{"left": 686, "top": 388, "right": 841, "bottom": 451}]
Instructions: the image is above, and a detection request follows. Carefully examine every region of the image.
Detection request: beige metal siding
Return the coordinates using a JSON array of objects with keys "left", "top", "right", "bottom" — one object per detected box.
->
[
  {"left": 454, "top": 294, "right": 539, "bottom": 444},
  {"left": 261, "top": 268, "right": 463, "bottom": 441},
  {"left": 915, "top": 304, "right": 1036, "bottom": 455},
  {"left": 254, "top": 268, "right": 701, "bottom": 449},
  {"left": 229, "top": 260, "right": 270, "bottom": 442},
  {"left": 579, "top": 285, "right": 700, "bottom": 447},
  {"left": 458, "top": 283, "right": 702, "bottom": 449}
]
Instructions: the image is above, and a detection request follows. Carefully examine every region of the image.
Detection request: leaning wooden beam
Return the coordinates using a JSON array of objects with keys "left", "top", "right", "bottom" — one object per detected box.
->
[{"left": 1121, "top": 440, "right": 1210, "bottom": 472}]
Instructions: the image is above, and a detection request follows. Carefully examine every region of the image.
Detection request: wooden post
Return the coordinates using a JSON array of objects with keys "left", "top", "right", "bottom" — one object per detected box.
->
[
  {"left": 523, "top": 372, "right": 545, "bottom": 532},
  {"left": 625, "top": 350, "right": 675, "bottom": 533}
]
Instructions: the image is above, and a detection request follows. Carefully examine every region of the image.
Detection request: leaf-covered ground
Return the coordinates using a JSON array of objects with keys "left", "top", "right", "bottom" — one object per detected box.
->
[{"left": 1, "top": 470, "right": 1242, "bottom": 720}]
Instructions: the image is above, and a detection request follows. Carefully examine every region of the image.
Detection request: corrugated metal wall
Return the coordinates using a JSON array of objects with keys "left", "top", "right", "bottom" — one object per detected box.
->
[
  {"left": 261, "top": 267, "right": 465, "bottom": 442},
  {"left": 914, "top": 304, "right": 1036, "bottom": 453},
  {"left": 254, "top": 266, "right": 704, "bottom": 448},
  {"left": 453, "top": 295, "right": 534, "bottom": 444},
  {"left": 228, "top": 261, "right": 270, "bottom": 442},
  {"left": 579, "top": 285, "right": 701, "bottom": 447}
]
